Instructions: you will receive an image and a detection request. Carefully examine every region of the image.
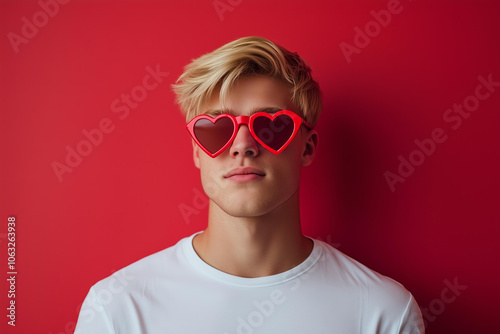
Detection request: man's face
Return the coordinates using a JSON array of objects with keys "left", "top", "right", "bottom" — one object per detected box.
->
[{"left": 192, "top": 75, "right": 317, "bottom": 218}]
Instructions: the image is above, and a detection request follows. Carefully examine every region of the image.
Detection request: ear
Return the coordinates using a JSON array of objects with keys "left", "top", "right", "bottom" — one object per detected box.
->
[
  {"left": 192, "top": 140, "right": 201, "bottom": 169},
  {"left": 301, "top": 129, "right": 318, "bottom": 166}
]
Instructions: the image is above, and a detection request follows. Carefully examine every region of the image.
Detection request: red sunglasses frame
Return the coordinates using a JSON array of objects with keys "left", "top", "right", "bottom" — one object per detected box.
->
[{"left": 186, "top": 110, "right": 312, "bottom": 158}]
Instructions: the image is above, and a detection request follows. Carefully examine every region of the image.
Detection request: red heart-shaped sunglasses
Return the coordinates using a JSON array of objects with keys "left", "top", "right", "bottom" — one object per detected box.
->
[{"left": 186, "top": 110, "right": 312, "bottom": 158}]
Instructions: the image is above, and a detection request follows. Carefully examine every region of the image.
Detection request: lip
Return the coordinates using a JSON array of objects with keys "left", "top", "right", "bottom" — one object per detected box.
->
[{"left": 224, "top": 167, "right": 266, "bottom": 182}]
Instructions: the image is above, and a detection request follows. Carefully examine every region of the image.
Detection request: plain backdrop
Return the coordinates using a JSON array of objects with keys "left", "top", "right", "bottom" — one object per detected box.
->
[{"left": 1, "top": 0, "right": 500, "bottom": 333}]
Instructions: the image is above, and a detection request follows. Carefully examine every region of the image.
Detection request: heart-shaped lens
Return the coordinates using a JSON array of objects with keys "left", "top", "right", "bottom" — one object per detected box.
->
[
  {"left": 194, "top": 117, "right": 234, "bottom": 154},
  {"left": 252, "top": 114, "right": 294, "bottom": 151}
]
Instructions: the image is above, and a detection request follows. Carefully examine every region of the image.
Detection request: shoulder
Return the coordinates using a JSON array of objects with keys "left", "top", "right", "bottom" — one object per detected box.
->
[
  {"left": 91, "top": 233, "right": 193, "bottom": 293},
  {"left": 313, "top": 239, "right": 415, "bottom": 308},
  {"left": 312, "top": 240, "right": 424, "bottom": 332},
  {"left": 76, "top": 234, "right": 197, "bottom": 332}
]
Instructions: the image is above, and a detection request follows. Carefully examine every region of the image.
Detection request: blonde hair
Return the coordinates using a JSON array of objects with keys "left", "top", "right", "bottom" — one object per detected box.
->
[{"left": 172, "top": 36, "right": 322, "bottom": 127}]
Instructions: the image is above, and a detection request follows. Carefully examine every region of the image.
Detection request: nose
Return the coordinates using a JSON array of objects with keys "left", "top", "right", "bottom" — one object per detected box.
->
[{"left": 229, "top": 124, "right": 260, "bottom": 157}]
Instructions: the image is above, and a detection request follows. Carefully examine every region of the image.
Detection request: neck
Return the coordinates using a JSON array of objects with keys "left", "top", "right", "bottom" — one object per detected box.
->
[{"left": 192, "top": 191, "right": 313, "bottom": 278}]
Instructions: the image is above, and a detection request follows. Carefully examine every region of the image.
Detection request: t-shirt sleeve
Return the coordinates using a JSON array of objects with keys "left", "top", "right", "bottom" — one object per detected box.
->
[
  {"left": 397, "top": 294, "right": 425, "bottom": 334},
  {"left": 74, "top": 287, "right": 115, "bottom": 334}
]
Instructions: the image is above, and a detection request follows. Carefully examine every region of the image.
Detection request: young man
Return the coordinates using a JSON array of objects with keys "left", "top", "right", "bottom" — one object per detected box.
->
[{"left": 75, "top": 36, "right": 425, "bottom": 333}]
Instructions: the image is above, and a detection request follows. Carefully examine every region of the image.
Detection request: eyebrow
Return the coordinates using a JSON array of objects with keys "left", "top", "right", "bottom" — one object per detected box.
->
[{"left": 205, "top": 106, "right": 285, "bottom": 116}]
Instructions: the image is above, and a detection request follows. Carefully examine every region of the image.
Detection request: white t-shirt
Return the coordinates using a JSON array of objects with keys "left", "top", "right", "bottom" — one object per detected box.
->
[{"left": 75, "top": 233, "right": 424, "bottom": 334}]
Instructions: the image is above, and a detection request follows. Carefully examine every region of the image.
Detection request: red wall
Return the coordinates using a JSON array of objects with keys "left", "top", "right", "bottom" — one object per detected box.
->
[{"left": 1, "top": 0, "right": 499, "bottom": 333}]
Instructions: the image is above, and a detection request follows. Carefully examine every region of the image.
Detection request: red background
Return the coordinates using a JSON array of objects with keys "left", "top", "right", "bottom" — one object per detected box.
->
[{"left": 1, "top": 0, "right": 500, "bottom": 333}]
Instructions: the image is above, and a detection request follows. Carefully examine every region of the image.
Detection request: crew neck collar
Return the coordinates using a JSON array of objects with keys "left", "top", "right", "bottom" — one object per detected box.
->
[{"left": 182, "top": 232, "right": 322, "bottom": 288}]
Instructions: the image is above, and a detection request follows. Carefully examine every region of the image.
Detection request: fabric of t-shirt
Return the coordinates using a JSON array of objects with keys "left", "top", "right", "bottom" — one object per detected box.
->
[{"left": 74, "top": 232, "right": 425, "bottom": 334}]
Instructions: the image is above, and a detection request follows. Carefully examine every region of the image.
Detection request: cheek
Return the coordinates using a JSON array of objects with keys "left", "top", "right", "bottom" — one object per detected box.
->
[
  {"left": 198, "top": 156, "right": 215, "bottom": 182},
  {"left": 198, "top": 156, "right": 225, "bottom": 198},
  {"left": 286, "top": 140, "right": 305, "bottom": 180},
  {"left": 274, "top": 148, "right": 303, "bottom": 184},
  {"left": 284, "top": 136, "right": 305, "bottom": 166}
]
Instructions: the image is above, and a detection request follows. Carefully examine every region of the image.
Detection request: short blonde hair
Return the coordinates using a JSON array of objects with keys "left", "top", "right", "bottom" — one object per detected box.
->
[{"left": 172, "top": 36, "right": 322, "bottom": 127}]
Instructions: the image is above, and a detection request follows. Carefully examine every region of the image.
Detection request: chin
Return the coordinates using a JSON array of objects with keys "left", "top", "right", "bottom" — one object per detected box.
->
[{"left": 215, "top": 197, "right": 276, "bottom": 218}]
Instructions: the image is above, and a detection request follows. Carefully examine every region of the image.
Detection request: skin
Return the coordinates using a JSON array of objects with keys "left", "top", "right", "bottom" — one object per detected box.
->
[{"left": 192, "top": 75, "right": 319, "bottom": 278}]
